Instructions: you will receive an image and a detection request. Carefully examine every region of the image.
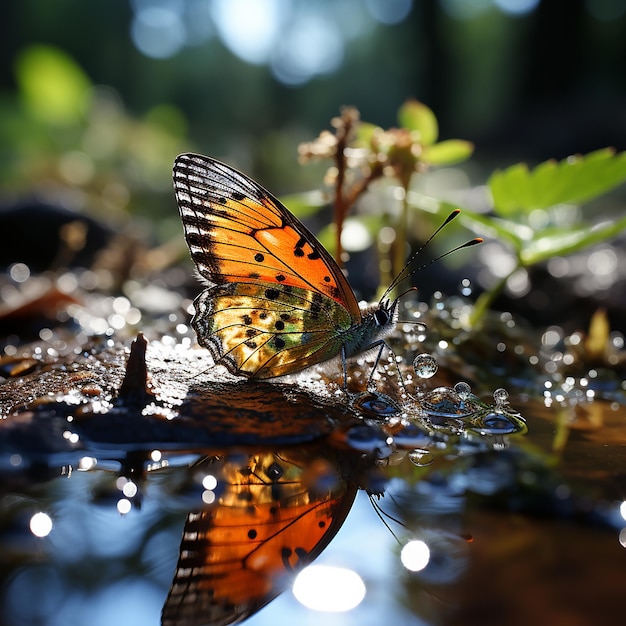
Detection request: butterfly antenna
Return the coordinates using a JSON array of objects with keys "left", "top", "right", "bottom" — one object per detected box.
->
[{"left": 381, "top": 209, "right": 481, "bottom": 302}]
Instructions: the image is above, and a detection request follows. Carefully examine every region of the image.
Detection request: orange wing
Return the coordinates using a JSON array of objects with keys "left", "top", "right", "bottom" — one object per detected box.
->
[
  {"left": 161, "top": 452, "right": 357, "bottom": 626},
  {"left": 173, "top": 153, "right": 361, "bottom": 320}
]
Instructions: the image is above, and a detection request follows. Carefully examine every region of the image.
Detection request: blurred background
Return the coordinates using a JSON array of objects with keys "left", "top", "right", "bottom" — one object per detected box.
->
[{"left": 1, "top": 0, "right": 625, "bottom": 303}]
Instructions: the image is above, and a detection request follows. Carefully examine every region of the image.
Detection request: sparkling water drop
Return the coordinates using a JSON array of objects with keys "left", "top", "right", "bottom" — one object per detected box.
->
[
  {"left": 353, "top": 391, "right": 400, "bottom": 416},
  {"left": 413, "top": 353, "right": 438, "bottom": 379},
  {"left": 408, "top": 449, "right": 434, "bottom": 467},
  {"left": 454, "top": 381, "right": 472, "bottom": 399},
  {"left": 493, "top": 388, "right": 509, "bottom": 405}
]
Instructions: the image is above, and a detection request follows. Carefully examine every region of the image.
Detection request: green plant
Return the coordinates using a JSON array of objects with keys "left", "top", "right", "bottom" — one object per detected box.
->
[
  {"left": 453, "top": 148, "right": 626, "bottom": 325},
  {"left": 297, "top": 105, "right": 626, "bottom": 324},
  {"left": 298, "top": 101, "right": 473, "bottom": 289}
]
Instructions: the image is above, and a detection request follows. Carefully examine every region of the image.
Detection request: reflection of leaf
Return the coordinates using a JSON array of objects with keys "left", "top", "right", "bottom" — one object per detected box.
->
[
  {"left": 162, "top": 450, "right": 357, "bottom": 626},
  {"left": 489, "top": 149, "right": 626, "bottom": 216},
  {"left": 15, "top": 45, "right": 91, "bottom": 124}
]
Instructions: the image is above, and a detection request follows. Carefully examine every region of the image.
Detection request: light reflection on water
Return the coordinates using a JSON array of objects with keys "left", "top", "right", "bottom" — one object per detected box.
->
[
  {"left": 2, "top": 387, "right": 626, "bottom": 626},
  {"left": 0, "top": 466, "right": 427, "bottom": 626}
]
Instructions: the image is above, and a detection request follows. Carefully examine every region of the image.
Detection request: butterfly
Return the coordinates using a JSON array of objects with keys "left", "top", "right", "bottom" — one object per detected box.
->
[
  {"left": 161, "top": 450, "right": 357, "bottom": 626},
  {"left": 173, "top": 153, "right": 403, "bottom": 385},
  {"left": 174, "top": 154, "right": 480, "bottom": 385}
]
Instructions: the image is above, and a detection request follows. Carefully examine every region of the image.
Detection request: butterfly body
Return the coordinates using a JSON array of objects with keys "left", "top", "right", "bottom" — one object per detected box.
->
[{"left": 175, "top": 153, "right": 400, "bottom": 381}]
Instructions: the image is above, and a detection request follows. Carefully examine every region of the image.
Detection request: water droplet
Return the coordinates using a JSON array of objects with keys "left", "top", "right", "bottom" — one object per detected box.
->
[
  {"left": 493, "top": 388, "right": 509, "bottom": 405},
  {"left": 352, "top": 391, "right": 400, "bottom": 416},
  {"left": 454, "top": 381, "right": 472, "bottom": 399},
  {"left": 392, "top": 423, "right": 433, "bottom": 449},
  {"left": 344, "top": 424, "right": 389, "bottom": 452},
  {"left": 413, "top": 353, "right": 438, "bottom": 379},
  {"left": 408, "top": 449, "right": 434, "bottom": 467},
  {"left": 474, "top": 411, "right": 518, "bottom": 435},
  {"left": 421, "top": 386, "right": 481, "bottom": 418}
]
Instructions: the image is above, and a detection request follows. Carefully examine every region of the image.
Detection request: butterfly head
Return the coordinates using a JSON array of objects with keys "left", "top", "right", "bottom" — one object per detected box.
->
[{"left": 360, "top": 294, "right": 402, "bottom": 339}]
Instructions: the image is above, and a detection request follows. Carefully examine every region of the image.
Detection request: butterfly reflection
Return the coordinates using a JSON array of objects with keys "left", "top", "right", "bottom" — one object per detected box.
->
[{"left": 161, "top": 446, "right": 364, "bottom": 626}]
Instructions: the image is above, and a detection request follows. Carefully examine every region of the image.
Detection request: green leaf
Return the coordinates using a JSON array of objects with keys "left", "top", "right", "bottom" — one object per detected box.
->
[
  {"left": 354, "top": 121, "right": 380, "bottom": 147},
  {"left": 397, "top": 100, "right": 438, "bottom": 145},
  {"left": 489, "top": 149, "right": 626, "bottom": 216},
  {"left": 449, "top": 207, "right": 529, "bottom": 254},
  {"left": 422, "top": 140, "right": 474, "bottom": 165},
  {"left": 520, "top": 213, "right": 626, "bottom": 265},
  {"left": 15, "top": 45, "right": 91, "bottom": 124},
  {"left": 489, "top": 162, "right": 534, "bottom": 216},
  {"left": 406, "top": 193, "right": 527, "bottom": 254},
  {"left": 280, "top": 190, "right": 328, "bottom": 219}
]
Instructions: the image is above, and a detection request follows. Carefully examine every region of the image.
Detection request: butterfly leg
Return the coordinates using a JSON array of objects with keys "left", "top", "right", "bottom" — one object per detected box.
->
[{"left": 365, "top": 340, "right": 408, "bottom": 394}]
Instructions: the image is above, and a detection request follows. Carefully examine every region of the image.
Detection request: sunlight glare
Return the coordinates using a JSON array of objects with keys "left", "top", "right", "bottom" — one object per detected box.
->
[
  {"left": 494, "top": 0, "right": 541, "bottom": 15},
  {"left": 131, "top": 6, "right": 186, "bottom": 59},
  {"left": 202, "top": 474, "right": 218, "bottom": 490},
  {"left": 211, "top": 0, "right": 285, "bottom": 64},
  {"left": 293, "top": 565, "right": 366, "bottom": 612},
  {"left": 117, "top": 498, "right": 132, "bottom": 515},
  {"left": 400, "top": 539, "right": 430, "bottom": 572},
  {"left": 341, "top": 219, "right": 372, "bottom": 252},
  {"left": 364, "top": 0, "right": 413, "bottom": 24},
  {"left": 271, "top": 13, "right": 344, "bottom": 85},
  {"left": 29, "top": 512, "right": 53, "bottom": 538}
]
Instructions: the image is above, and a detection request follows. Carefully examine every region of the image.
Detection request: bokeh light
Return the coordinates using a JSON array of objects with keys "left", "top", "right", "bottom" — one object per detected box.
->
[
  {"left": 400, "top": 539, "right": 430, "bottom": 571},
  {"left": 29, "top": 512, "right": 53, "bottom": 538},
  {"left": 293, "top": 565, "right": 366, "bottom": 612}
]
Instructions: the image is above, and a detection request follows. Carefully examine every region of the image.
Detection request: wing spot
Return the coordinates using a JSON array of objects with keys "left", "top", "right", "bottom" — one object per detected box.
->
[
  {"left": 232, "top": 191, "right": 245, "bottom": 201},
  {"left": 254, "top": 253, "right": 265, "bottom": 263},
  {"left": 280, "top": 313, "right": 290, "bottom": 321},
  {"left": 249, "top": 272, "right": 260, "bottom": 279},
  {"left": 274, "top": 337, "right": 286, "bottom": 349},
  {"left": 265, "top": 288, "right": 280, "bottom": 300},
  {"left": 274, "top": 320, "right": 285, "bottom": 331},
  {"left": 242, "top": 314, "right": 253, "bottom": 325},
  {"left": 294, "top": 248, "right": 305, "bottom": 258},
  {"left": 323, "top": 276, "right": 331, "bottom": 283},
  {"left": 217, "top": 196, "right": 227, "bottom": 204},
  {"left": 307, "top": 251, "right": 321, "bottom": 260},
  {"left": 276, "top": 274, "right": 286, "bottom": 282},
  {"left": 247, "top": 529, "right": 257, "bottom": 540}
]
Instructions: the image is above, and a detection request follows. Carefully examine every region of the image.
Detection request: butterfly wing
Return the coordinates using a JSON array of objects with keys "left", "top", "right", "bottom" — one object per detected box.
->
[
  {"left": 192, "top": 282, "right": 353, "bottom": 378},
  {"left": 173, "top": 153, "right": 360, "bottom": 318},
  {"left": 161, "top": 452, "right": 357, "bottom": 626}
]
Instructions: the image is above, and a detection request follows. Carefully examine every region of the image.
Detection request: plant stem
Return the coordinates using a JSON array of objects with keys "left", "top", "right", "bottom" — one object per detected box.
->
[
  {"left": 469, "top": 267, "right": 517, "bottom": 327},
  {"left": 391, "top": 188, "right": 409, "bottom": 297}
]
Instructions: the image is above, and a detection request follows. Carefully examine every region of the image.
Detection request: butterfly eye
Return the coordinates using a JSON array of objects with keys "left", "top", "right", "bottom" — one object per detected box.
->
[{"left": 374, "top": 309, "right": 389, "bottom": 326}]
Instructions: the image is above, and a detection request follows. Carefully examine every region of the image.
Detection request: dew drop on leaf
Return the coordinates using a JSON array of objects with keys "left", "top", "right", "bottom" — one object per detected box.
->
[
  {"left": 493, "top": 387, "right": 509, "bottom": 405},
  {"left": 454, "top": 381, "right": 472, "bottom": 399},
  {"left": 413, "top": 353, "right": 438, "bottom": 378},
  {"left": 408, "top": 449, "right": 434, "bottom": 466}
]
